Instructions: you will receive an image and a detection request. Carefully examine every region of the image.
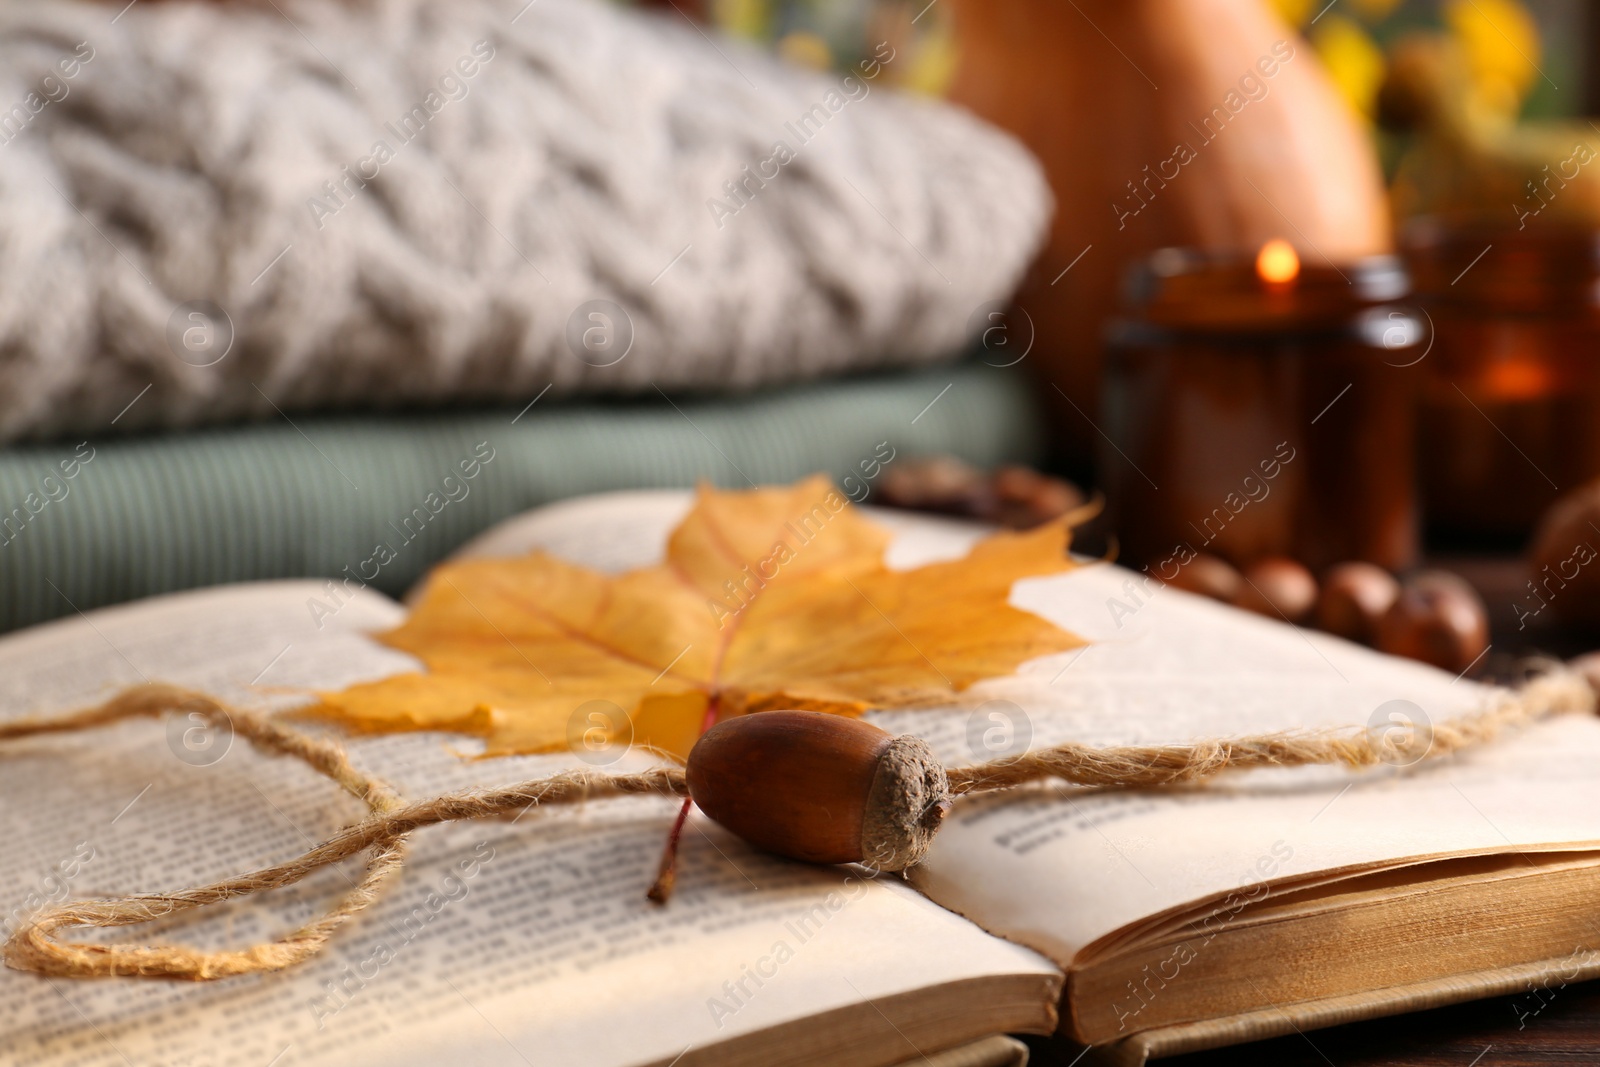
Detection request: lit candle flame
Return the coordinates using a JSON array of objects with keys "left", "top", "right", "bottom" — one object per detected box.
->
[{"left": 1256, "top": 239, "right": 1300, "bottom": 285}]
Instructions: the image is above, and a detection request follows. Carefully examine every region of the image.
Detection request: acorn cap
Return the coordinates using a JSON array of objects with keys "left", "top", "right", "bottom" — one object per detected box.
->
[{"left": 861, "top": 733, "right": 950, "bottom": 870}]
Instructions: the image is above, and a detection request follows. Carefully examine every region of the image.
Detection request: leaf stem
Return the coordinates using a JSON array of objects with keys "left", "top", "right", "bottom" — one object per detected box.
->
[
  {"left": 646, "top": 796, "right": 692, "bottom": 904},
  {"left": 646, "top": 693, "right": 721, "bottom": 903}
]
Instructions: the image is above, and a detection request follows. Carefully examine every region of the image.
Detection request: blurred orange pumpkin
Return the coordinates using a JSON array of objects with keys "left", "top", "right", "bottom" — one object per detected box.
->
[{"left": 946, "top": 0, "right": 1391, "bottom": 467}]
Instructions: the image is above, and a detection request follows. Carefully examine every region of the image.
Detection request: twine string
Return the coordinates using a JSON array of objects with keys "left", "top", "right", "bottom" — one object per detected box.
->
[
  {"left": 1, "top": 670, "right": 1591, "bottom": 981},
  {"left": 945, "top": 670, "right": 1595, "bottom": 793}
]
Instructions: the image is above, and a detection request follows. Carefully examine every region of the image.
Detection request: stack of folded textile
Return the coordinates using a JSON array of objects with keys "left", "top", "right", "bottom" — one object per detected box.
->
[{"left": 0, "top": 0, "right": 1052, "bottom": 631}]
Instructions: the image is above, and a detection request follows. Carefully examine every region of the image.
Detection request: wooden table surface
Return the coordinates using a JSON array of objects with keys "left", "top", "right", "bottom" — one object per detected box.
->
[{"left": 1162, "top": 978, "right": 1600, "bottom": 1066}]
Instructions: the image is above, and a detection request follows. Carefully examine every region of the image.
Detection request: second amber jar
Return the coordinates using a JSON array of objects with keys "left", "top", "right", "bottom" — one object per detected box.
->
[{"left": 1406, "top": 222, "right": 1600, "bottom": 544}]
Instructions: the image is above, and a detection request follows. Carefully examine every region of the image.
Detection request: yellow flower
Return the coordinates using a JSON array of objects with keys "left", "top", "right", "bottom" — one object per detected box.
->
[
  {"left": 712, "top": 0, "right": 770, "bottom": 43},
  {"left": 1444, "top": 0, "right": 1540, "bottom": 119},
  {"left": 903, "top": 22, "right": 957, "bottom": 96},
  {"left": 1312, "top": 14, "right": 1386, "bottom": 119},
  {"left": 776, "top": 30, "right": 832, "bottom": 71}
]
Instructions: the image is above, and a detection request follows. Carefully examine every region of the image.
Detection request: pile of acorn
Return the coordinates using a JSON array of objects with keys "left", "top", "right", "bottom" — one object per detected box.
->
[
  {"left": 876, "top": 456, "right": 1492, "bottom": 676},
  {"left": 1164, "top": 555, "right": 1488, "bottom": 675},
  {"left": 877, "top": 455, "right": 1087, "bottom": 534}
]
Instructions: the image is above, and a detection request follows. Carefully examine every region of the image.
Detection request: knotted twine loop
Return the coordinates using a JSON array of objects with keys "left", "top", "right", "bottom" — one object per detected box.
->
[
  {"left": 1, "top": 668, "right": 1593, "bottom": 981},
  {"left": 0, "top": 683, "right": 686, "bottom": 980}
]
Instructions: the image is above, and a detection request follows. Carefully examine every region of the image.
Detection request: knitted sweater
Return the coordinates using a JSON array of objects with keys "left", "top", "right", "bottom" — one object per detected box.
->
[{"left": 0, "top": 0, "right": 1051, "bottom": 440}]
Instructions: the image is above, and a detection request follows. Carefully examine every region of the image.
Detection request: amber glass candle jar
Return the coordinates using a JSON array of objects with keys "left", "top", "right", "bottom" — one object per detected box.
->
[
  {"left": 1404, "top": 222, "right": 1600, "bottom": 543},
  {"left": 1102, "top": 245, "right": 1424, "bottom": 574}
]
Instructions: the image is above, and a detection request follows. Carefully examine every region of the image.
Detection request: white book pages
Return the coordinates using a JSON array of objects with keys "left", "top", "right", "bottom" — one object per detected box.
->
[{"left": 0, "top": 580, "right": 1056, "bottom": 1067}]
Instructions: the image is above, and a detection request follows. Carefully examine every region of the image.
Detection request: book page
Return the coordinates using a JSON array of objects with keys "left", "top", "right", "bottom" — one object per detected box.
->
[
  {"left": 896, "top": 560, "right": 1600, "bottom": 974},
  {"left": 456, "top": 491, "right": 1600, "bottom": 1005},
  {"left": 449, "top": 489, "right": 698, "bottom": 575},
  {"left": 0, "top": 581, "right": 1057, "bottom": 1067}
]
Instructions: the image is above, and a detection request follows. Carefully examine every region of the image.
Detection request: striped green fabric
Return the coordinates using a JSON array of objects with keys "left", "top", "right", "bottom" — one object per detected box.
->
[{"left": 0, "top": 362, "right": 1043, "bottom": 633}]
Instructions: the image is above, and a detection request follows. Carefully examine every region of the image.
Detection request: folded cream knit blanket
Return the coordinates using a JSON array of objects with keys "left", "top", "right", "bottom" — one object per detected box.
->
[{"left": 0, "top": 0, "right": 1050, "bottom": 439}]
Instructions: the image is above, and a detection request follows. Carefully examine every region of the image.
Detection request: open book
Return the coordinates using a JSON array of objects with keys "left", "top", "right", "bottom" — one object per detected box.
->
[{"left": 4, "top": 490, "right": 1600, "bottom": 1067}]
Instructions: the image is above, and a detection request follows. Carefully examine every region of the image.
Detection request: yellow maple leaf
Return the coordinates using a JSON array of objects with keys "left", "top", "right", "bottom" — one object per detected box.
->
[{"left": 307, "top": 475, "right": 1084, "bottom": 759}]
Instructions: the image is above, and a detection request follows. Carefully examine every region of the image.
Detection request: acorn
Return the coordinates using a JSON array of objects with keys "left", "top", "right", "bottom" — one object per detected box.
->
[
  {"left": 1528, "top": 480, "right": 1600, "bottom": 628},
  {"left": 991, "top": 465, "right": 1086, "bottom": 529},
  {"left": 878, "top": 455, "right": 991, "bottom": 516},
  {"left": 1376, "top": 570, "right": 1489, "bottom": 674},
  {"left": 1164, "top": 552, "right": 1244, "bottom": 603},
  {"left": 1316, "top": 561, "right": 1400, "bottom": 644},
  {"left": 1235, "top": 557, "right": 1318, "bottom": 623},
  {"left": 686, "top": 711, "right": 951, "bottom": 872},
  {"left": 1572, "top": 652, "right": 1600, "bottom": 696}
]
